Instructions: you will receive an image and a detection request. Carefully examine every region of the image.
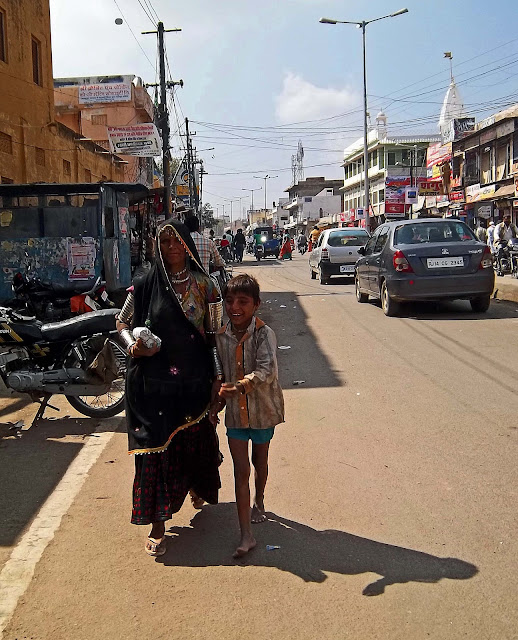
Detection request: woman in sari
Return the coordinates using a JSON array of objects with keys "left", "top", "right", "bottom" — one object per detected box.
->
[
  {"left": 117, "top": 219, "right": 223, "bottom": 556},
  {"left": 279, "top": 232, "right": 293, "bottom": 260}
]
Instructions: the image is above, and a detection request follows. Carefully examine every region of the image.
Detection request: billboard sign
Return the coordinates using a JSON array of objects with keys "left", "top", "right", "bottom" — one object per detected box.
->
[
  {"left": 79, "top": 82, "right": 132, "bottom": 104},
  {"left": 108, "top": 124, "right": 161, "bottom": 157}
]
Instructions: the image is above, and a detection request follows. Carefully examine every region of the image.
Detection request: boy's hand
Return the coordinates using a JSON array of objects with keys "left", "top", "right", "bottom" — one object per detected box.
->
[{"left": 218, "top": 382, "right": 240, "bottom": 398}]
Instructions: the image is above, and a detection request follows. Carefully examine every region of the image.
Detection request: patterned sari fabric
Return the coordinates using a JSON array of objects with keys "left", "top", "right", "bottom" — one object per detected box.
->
[{"left": 126, "top": 219, "right": 222, "bottom": 525}]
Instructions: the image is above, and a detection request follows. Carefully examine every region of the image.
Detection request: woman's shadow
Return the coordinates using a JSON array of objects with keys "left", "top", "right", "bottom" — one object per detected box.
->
[{"left": 158, "top": 503, "right": 478, "bottom": 596}]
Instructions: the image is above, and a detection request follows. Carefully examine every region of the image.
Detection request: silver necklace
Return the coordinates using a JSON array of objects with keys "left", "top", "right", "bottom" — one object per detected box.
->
[{"left": 168, "top": 268, "right": 189, "bottom": 284}]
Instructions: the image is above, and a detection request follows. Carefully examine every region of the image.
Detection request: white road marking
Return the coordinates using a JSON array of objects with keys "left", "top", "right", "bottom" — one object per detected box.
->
[{"left": 0, "top": 424, "right": 117, "bottom": 637}]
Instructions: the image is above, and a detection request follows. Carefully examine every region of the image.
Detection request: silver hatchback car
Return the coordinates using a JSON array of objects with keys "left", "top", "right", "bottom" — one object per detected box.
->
[{"left": 309, "top": 228, "right": 370, "bottom": 284}]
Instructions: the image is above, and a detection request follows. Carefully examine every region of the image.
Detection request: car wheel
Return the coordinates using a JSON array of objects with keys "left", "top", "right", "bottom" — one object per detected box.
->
[
  {"left": 470, "top": 295, "right": 490, "bottom": 313},
  {"left": 319, "top": 265, "right": 330, "bottom": 285},
  {"left": 381, "top": 281, "right": 400, "bottom": 317},
  {"left": 355, "top": 275, "right": 368, "bottom": 303}
]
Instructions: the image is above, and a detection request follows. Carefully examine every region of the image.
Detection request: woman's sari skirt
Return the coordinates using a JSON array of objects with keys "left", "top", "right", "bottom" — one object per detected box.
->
[{"left": 131, "top": 418, "right": 221, "bottom": 525}]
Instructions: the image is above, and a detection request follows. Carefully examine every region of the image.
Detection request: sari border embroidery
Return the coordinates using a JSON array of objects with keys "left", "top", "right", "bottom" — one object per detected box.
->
[{"left": 128, "top": 404, "right": 210, "bottom": 455}]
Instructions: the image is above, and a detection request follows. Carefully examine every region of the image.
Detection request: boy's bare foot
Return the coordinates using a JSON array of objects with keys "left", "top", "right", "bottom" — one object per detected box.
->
[
  {"left": 251, "top": 502, "right": 267, "bottom": 524},
  {"left": 233, "top": 533, "right": 257, "bottom": 558}
]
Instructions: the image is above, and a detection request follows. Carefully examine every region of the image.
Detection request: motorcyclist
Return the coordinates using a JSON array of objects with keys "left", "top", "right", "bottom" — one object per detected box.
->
[{"left": 494, "top": 215, "right": 518, "bottom": 274}]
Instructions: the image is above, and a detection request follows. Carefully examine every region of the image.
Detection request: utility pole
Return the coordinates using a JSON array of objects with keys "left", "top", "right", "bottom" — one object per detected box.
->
[
  {"left": 143, "top": 22, "right": 182, "bottom": 217},
  {"left": 185, "top": 117, "right": 196, "bottom": 213}
]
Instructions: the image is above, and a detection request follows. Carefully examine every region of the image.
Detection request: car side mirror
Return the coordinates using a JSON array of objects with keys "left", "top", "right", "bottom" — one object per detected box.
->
[{"left": 357, "top": 246, "right": 366, "bottom": 256}]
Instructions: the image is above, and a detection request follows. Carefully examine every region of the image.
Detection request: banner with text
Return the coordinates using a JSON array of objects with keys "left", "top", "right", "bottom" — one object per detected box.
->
[{"left": 108, "top": 124, "right": 161, "bottom": 157}]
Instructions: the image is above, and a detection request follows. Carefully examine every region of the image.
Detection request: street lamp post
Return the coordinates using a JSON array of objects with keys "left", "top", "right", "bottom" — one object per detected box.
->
[
  {"left": 253, "top": 174, "right": 279, "bottom": 216},
  {"left": 320, "top": 8, "right": 408, "bottom": 233},
  {"left": 242, "top": 187, "right": 262, "bottom": 224}
]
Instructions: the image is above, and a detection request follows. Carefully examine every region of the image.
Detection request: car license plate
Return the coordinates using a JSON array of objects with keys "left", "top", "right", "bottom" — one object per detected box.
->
[
  {"left": 340, "top": 265, "right": 355, "bottom": 273},
  {"left": 426, "top": 257, "right": 464, "bottom": 268}
]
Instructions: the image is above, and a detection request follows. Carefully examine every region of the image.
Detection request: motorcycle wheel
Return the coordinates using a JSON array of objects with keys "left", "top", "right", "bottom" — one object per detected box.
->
[{"left": 66, "top": 337, "right": 126, "bottom": 418}]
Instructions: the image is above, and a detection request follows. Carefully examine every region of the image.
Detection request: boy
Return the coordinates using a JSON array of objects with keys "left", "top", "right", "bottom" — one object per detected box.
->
[{"left": 212, "top": 274, "right": 284, "bottom": 558}]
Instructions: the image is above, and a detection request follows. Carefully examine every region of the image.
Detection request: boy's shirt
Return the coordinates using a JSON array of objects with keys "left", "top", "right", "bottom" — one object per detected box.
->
[{"left": 216, "top": 316, "right": 284, "bottom": 430}]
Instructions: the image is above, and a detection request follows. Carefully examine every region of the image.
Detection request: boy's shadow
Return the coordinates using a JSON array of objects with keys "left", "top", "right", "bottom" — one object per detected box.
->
[{"left": 159, "top": 503, "right": 477, "bottom": 596}]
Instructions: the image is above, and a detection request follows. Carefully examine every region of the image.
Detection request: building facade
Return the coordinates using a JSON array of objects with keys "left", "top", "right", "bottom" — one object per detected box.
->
[
  {"left": 283, "top": 177, "right": 343, "bottom": 233},
  {"left": 0, "top": 0, "right": 123, "bottom": 184},
  {"left": 450, "top": 106, "right": 518, "bottom": 226},
  {"left": 54, "top": 75, "right": 155, "bottom": 187},
  {"left": 342, "top": 113, "right": 440, "bottom": 226}
]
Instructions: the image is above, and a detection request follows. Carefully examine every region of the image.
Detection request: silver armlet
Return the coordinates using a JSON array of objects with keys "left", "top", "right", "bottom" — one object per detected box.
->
[
  {"left": 212, "top": 347, "right": 224, "bottom": 380},
  {"left": 117, "top": 291, "right": 135, "bottom": 324},
  {"left": 205, "top": 300, "right": 223, "bottom": 335},
  {"left": 120, "top": 328, "right": 136, "bottom": 352}
]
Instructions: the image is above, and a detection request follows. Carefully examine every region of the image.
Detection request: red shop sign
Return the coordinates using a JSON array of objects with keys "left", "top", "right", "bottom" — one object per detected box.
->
[{"left": 385, "top": 202, "right": 405, "bottom": 214}]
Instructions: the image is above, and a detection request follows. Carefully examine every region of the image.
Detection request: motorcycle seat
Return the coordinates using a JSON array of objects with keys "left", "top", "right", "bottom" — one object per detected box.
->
[{"left": 41, "top": 309, "right": 120, "bottom": 342}]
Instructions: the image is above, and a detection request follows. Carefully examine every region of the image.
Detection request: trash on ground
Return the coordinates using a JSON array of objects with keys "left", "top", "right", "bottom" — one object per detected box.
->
[
  {"left": 266, "top": 545, "right": 281, "bottom": 551},
  {"left": 292, "top": 380, "right": 306, "bottom": 385},
  {"left": 278, "top": 346, "right": 291, "bottom": 350},
  {"left": 279, "top": 305, "right": 286, "bottom": 308},
  {"left": 9, "top": 420, "right": 24, "bottom": 431}
]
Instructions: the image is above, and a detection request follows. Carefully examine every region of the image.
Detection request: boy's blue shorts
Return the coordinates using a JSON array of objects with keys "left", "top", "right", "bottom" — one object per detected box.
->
[{"left": 226, "top": 427, "right": 275, "bottom": 445}]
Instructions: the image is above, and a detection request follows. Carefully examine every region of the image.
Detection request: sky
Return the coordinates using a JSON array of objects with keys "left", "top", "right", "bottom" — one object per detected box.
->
[{"left": 49, "top": 0, "right": 518, "bottom": 222}]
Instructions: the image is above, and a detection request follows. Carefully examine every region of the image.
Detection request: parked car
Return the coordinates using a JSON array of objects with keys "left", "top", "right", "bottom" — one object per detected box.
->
[
  {"left": 354, "top": 218, "right": 495, "bottom": 316},
  {"left": 309, "top": 228, "right": 370, "bottom": 284}
]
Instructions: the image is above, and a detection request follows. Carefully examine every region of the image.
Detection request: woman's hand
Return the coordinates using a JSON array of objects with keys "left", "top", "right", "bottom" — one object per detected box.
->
[
  {"left": 208, "top": 404, "right": 221, "bottom": 427},
  {"left": 129, "top": 338, "right": 160, "bottom": 358}
]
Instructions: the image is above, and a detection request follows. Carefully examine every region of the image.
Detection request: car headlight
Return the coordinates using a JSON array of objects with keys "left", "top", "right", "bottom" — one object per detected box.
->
[{"left": 261, "top": 235, "right": 267, "bottom": 242}]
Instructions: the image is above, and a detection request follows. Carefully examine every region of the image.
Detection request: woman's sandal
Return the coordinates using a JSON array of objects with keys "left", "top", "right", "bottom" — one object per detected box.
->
[{"left": 145, "top": 536, "right": 166, "bottom": 557}]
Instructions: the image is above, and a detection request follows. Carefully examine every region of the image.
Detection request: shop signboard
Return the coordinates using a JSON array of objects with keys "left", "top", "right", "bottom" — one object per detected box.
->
[
  {"left": 426, "top": 142, "right": 452, "bottom": 169},
  {"left": 477, "top": 204, "right": 492, "bottom": 219},
  {"left": 385, "top": 176, "right": 411, "bottom": 187},
  {"left": 385, "top": 202, "right": 405, "bottom": 215},
  {"left": 425, "top": 195, "right": 437, "bottom": 208},
  {"left": 355, "top": 208, "right": 364, "bottom": 220},
  {"left": 107, "top": 124, "right": 161, "bottom": 157},
  {"left": 479, "top": 128, "right": 496, "bottom": 145},
  {"left": 466, "top": 183, "right": 481, "bottom": 204},
  {"left": 419, "top": 180, "right": 441, "bottom": 195},
  {"left": 79, "top": 82, "right": 132, "bottom": 104},
  {"left": 449, "top": 190, "right": 465, "bottom": 202},
  {"left": 479, "top": 184, "right": 496, "bottom": 200},
  {"left": 405, "top": 187, "right": 418, "bottom": 205},
  {"left": 385, "top": 185, "right": 406, "bottom": 202}
]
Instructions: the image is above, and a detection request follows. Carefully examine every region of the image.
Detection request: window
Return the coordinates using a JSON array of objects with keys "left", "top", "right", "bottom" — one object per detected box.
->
[
  {"left": 35, "top": 147, "right": 45, "bottom": 166},
  {"left": 379, "top": 188, "right": 385, "bottom": 202},
  {"left": 31, "top": 36, "right": 42, "bottom": 85},
  {"left": 387, "top": 151, "right": 396, "bottom": 166},
  {"left": 379, "top": 149, "right": 385, "bottom": 169},
  {"left": 63, "top": 159, "right": 71, "bottom": 176},
  {"left": 0, "top": 130, "right": 12, "bottom": 154},
  {"left": 327, "top": 230, "right": 369, "bottom": 247},
  {"left": 84, "top": 168, "right": 92, "bottom": 182},
  {"left": 394, "top": 221, "right": 476, "bottom": 245},
  {"left": 0, "top": 8, "right": 6, "bottom": 63},
  {"left": 401, "top": 150, "right": 410, "bottom": 164},
  {"left": 364, "top": 231, "right": 379, "bottom": 255},
  {"left": 91, "top": 114, "right": 108, "bottom": 126},
  {"left": 374, "top": 227, "right": 389, "bottom": 253}
]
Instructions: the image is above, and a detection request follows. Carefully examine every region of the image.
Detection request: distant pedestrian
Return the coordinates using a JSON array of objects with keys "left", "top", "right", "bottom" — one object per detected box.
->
[
  {"left": 475, "top": 220, "right": 487, "bottom": 243},
  {"left": 308, "top": 225, "right": 321, "bottom": 252},
  {"left": 487, "top": 220, "right": 497, "bottom": 254},
  {"left": 279, "top": 232, "right": 293, "bottom": 260},
  {"left": 232, "top": 228, "right": 246, "bottom": 263},
  {"left": 213, "top": 274, "right": 284, "bottom": 558}
]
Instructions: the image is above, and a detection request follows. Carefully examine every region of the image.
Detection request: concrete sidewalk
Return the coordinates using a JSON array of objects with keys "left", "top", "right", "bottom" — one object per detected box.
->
[{"left": 493, "top": 274, "right": 518, "bottom": 304}]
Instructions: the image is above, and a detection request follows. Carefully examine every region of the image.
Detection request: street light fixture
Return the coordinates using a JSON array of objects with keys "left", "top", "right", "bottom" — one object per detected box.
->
[
  {"left": 253, "top": 174, "right": 279, "bottom": 213},
  {"left": 242, "top": 187, "right": 262, "bottom": 223},
  {"left": 319, "top": 8, "right": 408, "bottom": 232}
]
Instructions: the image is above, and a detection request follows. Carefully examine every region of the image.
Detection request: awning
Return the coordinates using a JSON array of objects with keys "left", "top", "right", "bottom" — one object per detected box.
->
[{"left": 493, "top": 184, "right": 515, "bottom": 198}]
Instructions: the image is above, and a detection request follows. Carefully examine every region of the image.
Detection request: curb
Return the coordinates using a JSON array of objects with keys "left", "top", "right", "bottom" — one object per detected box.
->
[{"left": 493, "top": 281, "right": 518, "bottom": 304}]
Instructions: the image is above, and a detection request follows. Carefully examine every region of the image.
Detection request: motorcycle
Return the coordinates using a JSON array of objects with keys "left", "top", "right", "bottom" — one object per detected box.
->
[
  {"left": 298, "top": 242, "right": 307, "bottom": 255},
  {"left": 0, "top": 306, "right": 126, "bottom": 421},
  {"left": 254, "top": 243, "right": 265, "bottom": 261},
  {"left": 10, "top": 273, "right": 115, "bottom": 321},
  {"left": 495, "top": 243, "right": 512, "bottom": 277},
  {"left": 508, "top": 237, "right": 518, "bottom": 278}
]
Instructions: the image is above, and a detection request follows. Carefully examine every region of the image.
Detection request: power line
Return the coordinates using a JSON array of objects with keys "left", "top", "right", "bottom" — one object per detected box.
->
[{"left": 112, "top": 0, "right": 156, "bottom": 70}]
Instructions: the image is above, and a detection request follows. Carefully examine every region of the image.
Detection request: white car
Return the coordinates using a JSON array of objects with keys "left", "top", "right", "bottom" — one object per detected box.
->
[{"left": 309, "top": 228, "right": 370, "bottom": 284}]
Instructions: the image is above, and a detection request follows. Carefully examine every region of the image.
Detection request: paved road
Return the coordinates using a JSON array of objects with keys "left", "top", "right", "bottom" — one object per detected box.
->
[{"left": 1, "top": 253, "right": 517, "bottom": 639}]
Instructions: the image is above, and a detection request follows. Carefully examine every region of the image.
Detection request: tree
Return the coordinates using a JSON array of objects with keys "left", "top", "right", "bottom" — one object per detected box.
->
[{"left": 201, "top": 203, "right": 216, "bottom": 229}]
